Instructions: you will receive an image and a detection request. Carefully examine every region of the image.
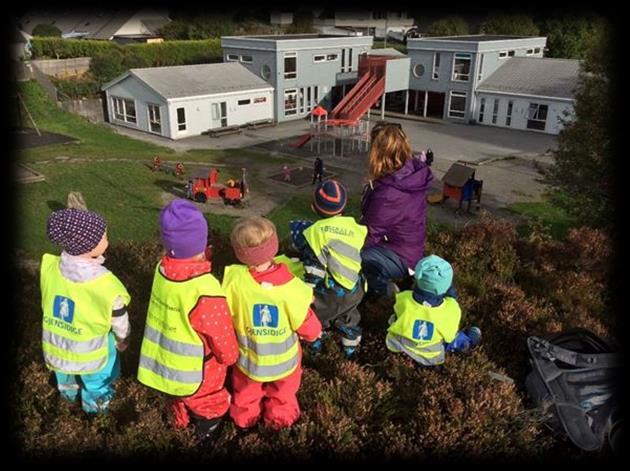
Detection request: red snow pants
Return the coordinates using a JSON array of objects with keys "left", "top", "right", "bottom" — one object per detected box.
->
[{"left": 230, "top": 363, "right": 302, "bottom": 430}]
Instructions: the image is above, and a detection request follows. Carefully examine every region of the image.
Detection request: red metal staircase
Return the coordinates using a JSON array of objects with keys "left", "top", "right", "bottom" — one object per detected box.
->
[{"left": 331, "top": 55, "right": 388, "bottom": 122}]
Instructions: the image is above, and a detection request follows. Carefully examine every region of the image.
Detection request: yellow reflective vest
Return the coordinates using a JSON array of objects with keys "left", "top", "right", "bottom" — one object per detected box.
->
[
  {"left": 137, "top": 264, "right": 224, "bottom": 396},
  {"left": 40, "top": 254, "right": 130, "bottom": 375},
  {"left": 386, "top": 291, "right": 461, "bottom": 366},
  {"left": 222, "top": 264, "right": 313, "bottom": 382},
  {"left": 273, "top": 254, "right": 306, "bottom": 280},
  {"left": 303, "top": 216, "right": 367, "bottom": 290}
]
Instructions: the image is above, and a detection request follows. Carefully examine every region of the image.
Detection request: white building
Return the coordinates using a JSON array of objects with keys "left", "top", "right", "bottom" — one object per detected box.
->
[
  {"left": 476, "top": 57, "right": 579, "bottom": 134},
  {"left": 102, "top": 62, "right": 274, "bottom": 140}
]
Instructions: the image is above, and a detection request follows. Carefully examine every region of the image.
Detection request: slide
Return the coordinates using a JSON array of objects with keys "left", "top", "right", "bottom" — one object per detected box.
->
[{"left": 290, "top": 133, "right": 312, "bottom": 148}]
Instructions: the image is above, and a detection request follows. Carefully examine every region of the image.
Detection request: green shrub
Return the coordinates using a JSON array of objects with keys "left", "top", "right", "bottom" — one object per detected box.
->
[
  {"left": 51, "top": 76, "right": 101, "bottom": 99},
  {"left": 126, "top": 39, "right": 222, "bottom": 67},
  {"left": 31, "top": 38, "right": 118, "bottom": 59},
  {"left": 31, "top": 24, "right": 62, "bottom": 37}
]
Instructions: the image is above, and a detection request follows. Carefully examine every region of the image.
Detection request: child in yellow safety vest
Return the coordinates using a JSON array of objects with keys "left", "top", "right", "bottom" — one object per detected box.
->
[
  {"left": 41, "top": 208, "right": 131, "bottom": 414},
  {"left": 223, "top": 216, "right": 322, "bottom": 430},
  {"left": 386, "top": 255, "right": 481, "bottom": 366},
  {"left": 289, "top": 180, "right": 367, "bottom": 357},
  {"left": 137, "top": 199, "right": 240, "bottom": 445}
]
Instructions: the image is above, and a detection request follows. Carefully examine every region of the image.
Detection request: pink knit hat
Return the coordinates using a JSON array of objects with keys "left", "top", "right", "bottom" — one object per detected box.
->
[{"left": 232, "top": 232, "right": 279, "bottom": 267}]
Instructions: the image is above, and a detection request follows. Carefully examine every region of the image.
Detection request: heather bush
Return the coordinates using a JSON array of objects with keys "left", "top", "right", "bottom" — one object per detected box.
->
[{"left": 13, "top": 216, "right": 615, "bottom": 459}]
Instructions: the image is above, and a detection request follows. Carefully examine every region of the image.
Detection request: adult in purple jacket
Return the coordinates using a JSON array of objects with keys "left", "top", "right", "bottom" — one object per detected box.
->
[{"left": 360, "top": 122, "right": 433, "bottom": 297}]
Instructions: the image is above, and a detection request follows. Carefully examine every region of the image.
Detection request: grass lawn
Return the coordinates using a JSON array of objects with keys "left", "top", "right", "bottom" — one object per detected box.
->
[{"left": 508, "top": 200, "right": 577, "bottom": 239}]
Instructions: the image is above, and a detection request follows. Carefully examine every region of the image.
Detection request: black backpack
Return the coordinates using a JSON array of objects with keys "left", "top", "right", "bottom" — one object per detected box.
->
[{"left": 525, "top": 328, "right": 622, "bottom": 452}]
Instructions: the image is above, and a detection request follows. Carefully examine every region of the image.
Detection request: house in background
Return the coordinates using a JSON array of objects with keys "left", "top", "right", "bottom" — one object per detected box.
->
[
  {"left": 313, "top": 10, "right": 415, "bottom": 39},
  {"left": 270, "top": 12, "right": 294, "bottom": 26},
  {"left": 18, "top": 9, "right": 171, "bottom": 42},
  {"left": 221, "top": 34, "right": 373, "bottom": 123},
  {"left": 12, "top": 28, "right": 33, "bottom": 61},
  {"left": 102, "top": 62, "right": 274, "bottom": 140}
]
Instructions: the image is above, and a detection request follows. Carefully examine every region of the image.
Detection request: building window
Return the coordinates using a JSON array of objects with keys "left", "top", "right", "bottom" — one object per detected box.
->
[
  {"left": 448, "top": 91, "right": 467, "bottom": 119},
  {"left": 307, "top": 87, "right": 312, "bottom": 112},
  {"left": 238, "top": 99, "right": 251, "bottom": 106},
  {"left": 348, "top": 48, "right": 353, "bottom": 70},
  {"left": 241, "top": 55, "right": 253, "bottom": 63},
  {"left": 499, "top": 51, "right": 508, "bottom": 59},
  {"left": 534, "top": 47, "right": 541, "bottom": 54},
  {"left": 284, "top": 89, "right": 297, "bottom": 116},
  {"left": 253, "top": 97, "right": 267, "bottom": 104},
  {"left": 284, "top": 52, "right": 297, "bottom": 79},
  {"left": 506, "top": 100, "right": 513, "bottom": 126},
  {"left": 508, "top": 50, "right": 515, "bottom": 57},
  {"left": 177, "top": 107, "right": 186, "bottom": 131},
  {"left": 478, "top": 54, "right": 484, "bottom": 81},
  {"left": 148, "top": 104, "right": 161, "bottom": 134},
  {"left": 313, "top": 54, "right": 326, "bottom": 63},
  {"left": 314, "top": 85, "right": 319, "bottom": 104},
  {"left": 526, "top": 49, "right": 534, "bottom": 56},
  {"left": 492, "top": 99, "right": 499, "bottom": 124},
  {"left": 452, "top": 53, "right": 471, "bottom": 82},
  {"left": 112, "top": 97, "right": 136, "bottom": 124},
  {"left": 327, "top": 53, "right": 338, "bottom": 61},
  {"left": 341, "top": 49, "right": 346, "bottom": 71},
  {"left": 432, "top": 52, "right": 440, "bottom": 80},
  {"left": 527, "top": 103, "right": 548, "bottom": 131},
  {"left": 260, "top": 64, "right": 271, "bottom": 80},
  {"left": 478, "top": 97, "right": 485, "bottom": 123},
  {"left": 412, "top": 63, "right": 425, "bottom": 78},
  {"left": 227, "top": 54, "right": 239, "bottom": 61},
  {"left": 299, "top": 88, "right": 305, "bottom": 114}
]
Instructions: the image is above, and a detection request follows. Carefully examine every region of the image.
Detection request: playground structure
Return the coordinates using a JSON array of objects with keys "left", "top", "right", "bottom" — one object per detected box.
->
[
  {"left": 189, "top": 167, "right": 244, "bottom": 206},
  {"left": 290, "top": 54, "right": 395, "bottom": 157}
]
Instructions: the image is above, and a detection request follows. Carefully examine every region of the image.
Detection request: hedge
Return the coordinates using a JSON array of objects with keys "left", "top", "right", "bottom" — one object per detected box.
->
[
  {"left": 31, "top": 38, "right": 223, "bottom": 65},
  {"left": 31, "top": 38, "right": 118, "bottom": 59}
]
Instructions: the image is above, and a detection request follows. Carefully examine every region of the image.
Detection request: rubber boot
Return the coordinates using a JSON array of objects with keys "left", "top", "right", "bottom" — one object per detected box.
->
[{"left": 337, "top": 325, "right": 362, "bottom": 358}]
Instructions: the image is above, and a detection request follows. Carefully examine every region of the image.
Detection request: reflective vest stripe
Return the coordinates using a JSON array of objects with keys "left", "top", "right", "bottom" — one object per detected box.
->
[
  {"left": 143, "top": 324, "right": 204, "bottom": 357},
  {"left": 42, "top": 329, "right": 107, "bottom": 353},
  {"left": 327, "top": 239, "right": 361, "bottom": 261},
  {"left": 392, "top": 334, "right": 444, "bottom": 353},
  {"left": 386, "top": 334, "right": 445, "bottom": 366},
  {"left": 44, "top": 351, "right": 107, "bottom": 373},
  {"left": 237, "top": 354, "right": 299, "bottom": 379},
  {"left": 138, "top": 354, "right": 202, "bottom": 384},
  {"left": 327, "top": 256, "right": 360, "bottom": 285},
  {"left": 236, "top": 332, "right": 297, "bottom": 356}
]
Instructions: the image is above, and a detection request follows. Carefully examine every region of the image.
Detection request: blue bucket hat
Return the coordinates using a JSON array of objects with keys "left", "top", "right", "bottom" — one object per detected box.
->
[{"left": 414, "top": 255, "right": 453, "bottom": 296}]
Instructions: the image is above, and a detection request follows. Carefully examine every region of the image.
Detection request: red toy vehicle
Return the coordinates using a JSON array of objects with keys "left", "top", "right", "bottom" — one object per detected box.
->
[{"left": 190, "top": 168, "right": 242, "bottom": 205}]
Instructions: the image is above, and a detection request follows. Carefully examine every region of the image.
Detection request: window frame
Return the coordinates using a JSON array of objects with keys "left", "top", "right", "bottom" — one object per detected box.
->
[
  {"left": 284, "top": 88, "right": 297, "bottom": 116},
  {"left": 238, "top": 99, "right": 251, "bottom": 106},
  {"left": 177, "top": 107, "right": 186, "bottom": 132},
  {"left": 526, "top": 103, "right": 548, "bottom": 131},
  {"left": 227, "top": 54, "right": 239, "bottom": 62},
  {"left": 499, "top": 51, "right": 508, "bottom": 59},
  {"left": 478, "top": 97, "right": 486, "bottom": 123},
  {"left": 260, "top": 64, "right": 271, "bottom": 80},
  {"left": 492, "top": 98, "right": 499, "bottom": 124},
  {"left": 313, "top": 54, "right": 326, "bottom": 63},
  {"left": 112, "top": 96, "right": 136, "bottom": 124},
  {"left": 448, "top": 91, "right": 467, "bottom": 119},
  {"left": 506, "top": 100, "right": 513, "bottom": 126},
  {"left": 284, "top": 52, "right": 297, "bottom": 80},
  {"left": 451, "top": 53, "right": 472, "bottom": 82},
  {"left": 147, "top": 103, "right": 161, "bottom": 134},
  {"left": 432, "top": 52, "right": 441, "bottom": 80},
  {"left": 412, "top": 63, "right": 425, "bottom": 78},
  {"left": 478, "top": 53, "right": 484, "bottom": 81},
  {"left": 240, "top": 55, "right": 253, "bottom": 63}
]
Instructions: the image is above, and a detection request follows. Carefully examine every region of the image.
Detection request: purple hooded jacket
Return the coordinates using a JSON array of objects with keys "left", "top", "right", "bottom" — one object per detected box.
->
[{"left": 360, "top": 156, "right": 433, "bottom": 269}]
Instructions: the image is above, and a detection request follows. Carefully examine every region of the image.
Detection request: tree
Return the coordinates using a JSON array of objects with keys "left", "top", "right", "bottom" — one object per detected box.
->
[
  {"left": 425, "top": 17, "right": 469, "bottom": 37},
  {"left": 546, "top": 24, "right": 614, "bottom": 229},
  {"left": 89, "top": 49, "right": 126, "bottom": 85},
  {"left": 286, "top": 10, "right": 315, "bottom": 34},
  {"left": 542, "top": 15, "right": 605, "bottom": 59},
  {"left": 156, "top": 21, "right": 190, "bottom": 40},
  {"left": 479, "top": 13, "right": 539, "bottom": 36},
  {"left": 31, "top": 24, "right": 62, "bottom": 37}
]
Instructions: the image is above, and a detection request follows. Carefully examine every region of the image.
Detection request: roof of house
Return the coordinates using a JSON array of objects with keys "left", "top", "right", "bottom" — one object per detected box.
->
[
  {"left": 367, "top": 48, "right": 406, "bottom": 57},
  {"left": 105, "top": 62, "right": 273, "bottom": 99},
  {"left": 477, "top": 57, "right": 580, "bottom": 99},
  {"left": 18, "top": 10, "right": 170, "bottom": 39},
  {"left": 423, "top": 34, "right": 531, "bottom": 42}
]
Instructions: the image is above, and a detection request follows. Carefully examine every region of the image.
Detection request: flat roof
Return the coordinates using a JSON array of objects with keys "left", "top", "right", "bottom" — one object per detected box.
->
[
  {"left": 245, "top": 34, "right": 352, "bottom": 40},
  {"left": 423, "top": 34, "right": 531, "bottom": 42}
]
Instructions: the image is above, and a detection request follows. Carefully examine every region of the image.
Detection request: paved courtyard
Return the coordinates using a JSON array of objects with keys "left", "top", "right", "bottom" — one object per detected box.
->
[{"left": 109, "top": 116, "right": 558, "bottom": 227}]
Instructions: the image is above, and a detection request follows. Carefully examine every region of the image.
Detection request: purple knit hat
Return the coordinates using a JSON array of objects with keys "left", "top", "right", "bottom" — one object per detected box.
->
[
  {"left": 160, "top": 199, "right": 208, "bottom": 259},
  {"left": 47, "top": 208, "right": 107, "bottom": 256}
]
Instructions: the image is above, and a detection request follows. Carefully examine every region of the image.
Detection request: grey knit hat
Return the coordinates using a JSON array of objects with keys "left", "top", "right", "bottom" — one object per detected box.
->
[{"left": 47, "top": 208, "right": 107, "bottom": 256}]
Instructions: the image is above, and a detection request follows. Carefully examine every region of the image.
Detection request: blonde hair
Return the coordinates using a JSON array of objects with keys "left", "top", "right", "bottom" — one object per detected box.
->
[
  {"left": 230, "top": 216, "right": 277, "bottom": 249},
  {"left": 368, "top": 124, "right": 412, "bottom": 180}
]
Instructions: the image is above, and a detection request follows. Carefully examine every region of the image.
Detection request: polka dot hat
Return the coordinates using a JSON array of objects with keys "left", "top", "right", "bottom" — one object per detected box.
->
[{"left": 47, "top": 208, "right": 107, "bottom": 256}]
